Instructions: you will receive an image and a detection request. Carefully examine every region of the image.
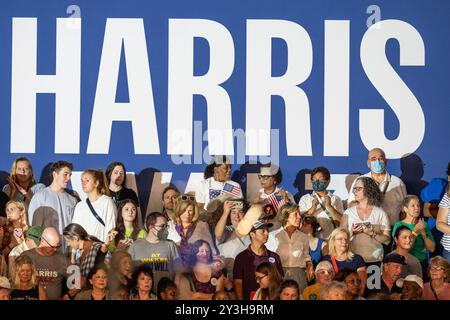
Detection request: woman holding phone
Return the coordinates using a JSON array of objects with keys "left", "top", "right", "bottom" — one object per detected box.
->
[
  {"left": 0, "top": 201, "right": 29, "bottom": 258},
  {"left": 341, "top": 177, "right": 391, "bottom": 267}
]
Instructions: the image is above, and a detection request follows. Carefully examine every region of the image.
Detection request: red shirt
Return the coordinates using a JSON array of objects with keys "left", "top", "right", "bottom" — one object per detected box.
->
[{"left": 233, "top": 245, "right": 284, "bottom": 300}]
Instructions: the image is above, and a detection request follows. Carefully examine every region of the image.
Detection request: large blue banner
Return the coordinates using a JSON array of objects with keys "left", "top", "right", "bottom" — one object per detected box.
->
[{"left": 1, "top": 0, "right": 449, "bottom": 215}]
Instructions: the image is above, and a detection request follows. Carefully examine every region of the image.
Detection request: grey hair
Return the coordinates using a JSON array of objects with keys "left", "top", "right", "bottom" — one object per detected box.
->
[{"left": 320, "top": 280, "right": 348, "bottom": 300}]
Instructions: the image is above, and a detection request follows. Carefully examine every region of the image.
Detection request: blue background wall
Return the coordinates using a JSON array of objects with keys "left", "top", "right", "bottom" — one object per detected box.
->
[{"left": 0, "top": 0, "right": 448, "bottom": 214}]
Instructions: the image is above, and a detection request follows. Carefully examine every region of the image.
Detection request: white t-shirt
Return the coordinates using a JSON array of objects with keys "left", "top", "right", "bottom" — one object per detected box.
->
[
  {"left": 343, "top": 206, "right": 390, "bottom": 262},
  {"left": 298, "top": 191, "right": 344, "bottom": 240},
  {"left": 439, "top": 194, "right": 450, "bottom": 251},
  {"left": 72, "top": 195, "right": 117, "bottom": 243},
  {"left": 167, "top": 219, "right": 181, "bottom": 244},
  {"left": 195, "top": 177, "right": 243, "bottom": 208},
  {"left": 347, "top": 172, "right": 407, "bottom": 227}
]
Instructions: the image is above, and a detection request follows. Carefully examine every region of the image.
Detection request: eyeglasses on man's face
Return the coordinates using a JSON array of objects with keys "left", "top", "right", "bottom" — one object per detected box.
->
[
  {"left": 42, "top": 237, "right": 61, "bottom": 249},
  {"left": 153, "top": 224, "right": 168, "bottom": 230},
  {"left": 369, "top": 156, "right": 386, "bottom": 162}
]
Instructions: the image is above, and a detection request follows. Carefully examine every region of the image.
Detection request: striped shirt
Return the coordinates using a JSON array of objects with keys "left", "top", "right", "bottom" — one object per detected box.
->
[{"left": 439, "top": 194, "right": 450, "bottom": 251}]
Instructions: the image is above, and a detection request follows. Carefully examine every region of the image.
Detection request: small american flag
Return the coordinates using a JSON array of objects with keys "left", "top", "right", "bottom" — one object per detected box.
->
[
  {"left": 221, "top": 183, "right": 242, "bottom": 197},
  {"left": 267, "top": 192, "right": 287, "bottom": 214},
  {"left": 209, "top": 189, "right": 222, "bottom": 200}
]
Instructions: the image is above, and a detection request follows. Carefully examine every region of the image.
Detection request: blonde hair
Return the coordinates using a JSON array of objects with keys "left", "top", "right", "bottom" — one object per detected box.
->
[
  {"left": 6, "top": 200, "right": 29, "bottom": 233},
  {"left": 9, "top": 157, "right": 36, "bottom": 198},
  {"left": 173, "top": 197, "right": 198, "bottom": 224},
  {"left": 13, "top": 255, "right": 37, "bottom": 288},
  {"left": 82, "top": 169, "right": 109, "bottom": 196},
  {"left": 328, "top": 228, "right": 354, "bottom": 260},
  {"left": 278, "top": 204, "right": 299, "bottom": 227}
]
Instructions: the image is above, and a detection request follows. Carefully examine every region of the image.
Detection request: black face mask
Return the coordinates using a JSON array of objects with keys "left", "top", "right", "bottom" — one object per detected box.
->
[{"left": 156, "top": 228, "right": 169, "bottom": 241}]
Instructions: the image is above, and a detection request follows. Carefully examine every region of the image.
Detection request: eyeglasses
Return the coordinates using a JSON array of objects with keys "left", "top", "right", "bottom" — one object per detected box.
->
[
  {"left": 317, "top": 269, "right": 333, "bottom": 275},
  {"left": 258, "top": 175, "right": 273, "bottom": 180},
  {"left": 430, "top": 266, "right": 445, "bottom": 271},
  {"left": 42, "top": 237, "right": 61, "bottom": 249},
  {"left": 179, "top": 195, "right": 196, "bottom": 202},
  {"left": 334, "top": 237, "right": 348, "bottom": 242},
  {"left": 352, "top": 187, "right": 364, "bottom": 192},
  {"left": 255, "top": 274, "right": 268, "bottom": 282}
]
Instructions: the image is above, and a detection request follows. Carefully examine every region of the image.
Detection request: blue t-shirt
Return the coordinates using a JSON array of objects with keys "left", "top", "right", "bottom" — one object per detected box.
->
[{"left": 322, "top": 254, "right": 366, "bottom": 272}]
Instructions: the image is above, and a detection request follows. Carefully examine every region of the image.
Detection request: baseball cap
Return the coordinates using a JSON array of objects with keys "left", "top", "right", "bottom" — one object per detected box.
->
[
  {"left": 0, "top": 277, "right": 11, "bottom": 290},
  {"left": 250, "top": 219, "right": 273, "bottom": 232},
  {"left": 383, "top": 253, "right": 406, "bottom": 265},
  {"left": 396, "top": 275, "right": 424, "bottom": 289},
  {"left": 26, "top": 226, "right": 44, "bottom": 245}
]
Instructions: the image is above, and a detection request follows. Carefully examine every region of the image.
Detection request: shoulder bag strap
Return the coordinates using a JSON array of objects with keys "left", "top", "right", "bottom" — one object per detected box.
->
[{"left": 86, "top": 198, "right": 105, "bottom": 227}]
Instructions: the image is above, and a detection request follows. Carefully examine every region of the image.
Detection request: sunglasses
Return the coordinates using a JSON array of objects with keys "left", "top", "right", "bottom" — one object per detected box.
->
[
  {"left": 42, "top": 237, "right": 61, "bottom": 249},
  {"left": 258, "top": 175, "right": 273, "bottom": 180},
  {"left": 179, "top": 195, "right": 196, "bottom": 202}
]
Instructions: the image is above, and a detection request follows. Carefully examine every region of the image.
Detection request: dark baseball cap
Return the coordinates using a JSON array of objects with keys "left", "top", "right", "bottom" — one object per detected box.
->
[{"left": 383, "top": 253, "right": 406, "bottom": 265}]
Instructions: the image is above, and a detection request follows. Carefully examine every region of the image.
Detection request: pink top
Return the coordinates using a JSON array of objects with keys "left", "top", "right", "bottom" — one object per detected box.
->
[{"left": 422, "top": 282, "right": 450, "bottom": 300}]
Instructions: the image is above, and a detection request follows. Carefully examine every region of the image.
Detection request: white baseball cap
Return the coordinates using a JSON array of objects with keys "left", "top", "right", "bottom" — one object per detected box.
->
[
  {"left": 396, "top": 275, "right": 424, "bottom": 289},
  {"left": 0, "top": 277, "right": 11, "bottom": 289}
]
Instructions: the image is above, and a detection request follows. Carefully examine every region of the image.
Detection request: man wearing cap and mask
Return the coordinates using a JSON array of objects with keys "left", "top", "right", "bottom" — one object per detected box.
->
[
  {"left": 8, "top": 226, "right": 43, "bottom": 276},
  {"left": 128, "top": 212, "right": 181, "bottom": 288},
  {"left": 347, "top": 148, "right": 407, "bottom": 227},
  {"left": 233, "top": 219, "right": 283, "bottom": 300},
  {"left": 365, "top": 252, "right": 405, "bottom": 298},
  {"left": 0, "top": 276, "right": 11, "bottom": 300}
]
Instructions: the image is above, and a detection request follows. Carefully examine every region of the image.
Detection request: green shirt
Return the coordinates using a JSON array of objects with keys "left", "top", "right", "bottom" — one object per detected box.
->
[
  {"left": 109, "top": 227, "right": 147, "bottom": 253},
  {"left": 392, "top": 221, "right": 434, "bottom": 261}
]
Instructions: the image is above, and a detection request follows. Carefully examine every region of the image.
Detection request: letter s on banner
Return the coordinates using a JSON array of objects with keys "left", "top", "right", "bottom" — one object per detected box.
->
[{"left": 360, "top": 19, "right": 425, "bottom": 159}]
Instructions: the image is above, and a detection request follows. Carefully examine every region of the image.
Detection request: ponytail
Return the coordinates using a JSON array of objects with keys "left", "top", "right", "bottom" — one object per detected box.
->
[{"left": 83, "top": 169, "right": 110, "bottom": 196}]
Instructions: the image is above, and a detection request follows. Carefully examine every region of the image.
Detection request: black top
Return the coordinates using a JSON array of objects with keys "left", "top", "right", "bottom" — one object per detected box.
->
[
  {"left": 365, "top": 278, "right": 402, "bottom": 298},
  {"left": 11, "top": 286, "right": 40, "bottom": 300},
  {"left": 109, "top": 186, "right": 139, "bottom": 207}
]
